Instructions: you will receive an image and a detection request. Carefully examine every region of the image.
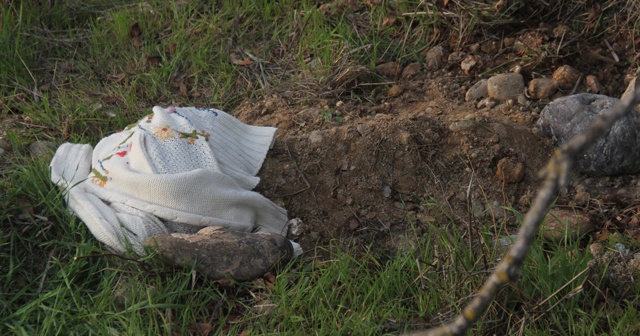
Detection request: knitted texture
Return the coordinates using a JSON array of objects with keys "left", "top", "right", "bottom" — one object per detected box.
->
[{"left": 50, "top": 106, "right": 296, "bottom": 255}]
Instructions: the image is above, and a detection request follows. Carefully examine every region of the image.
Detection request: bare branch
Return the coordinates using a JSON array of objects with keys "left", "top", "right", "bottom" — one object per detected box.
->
[{"left": 407, "top": 78, "right": 640, "bottom": 336}]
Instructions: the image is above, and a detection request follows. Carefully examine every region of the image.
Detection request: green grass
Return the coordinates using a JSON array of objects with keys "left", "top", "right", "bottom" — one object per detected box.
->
[{"left": 2, "top": 0, "right": 640, "bottom": 335}]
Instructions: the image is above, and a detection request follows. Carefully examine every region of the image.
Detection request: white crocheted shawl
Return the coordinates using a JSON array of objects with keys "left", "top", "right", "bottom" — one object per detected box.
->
[{"left": 51, "top": 106, "right": 291, "bottom": 255}]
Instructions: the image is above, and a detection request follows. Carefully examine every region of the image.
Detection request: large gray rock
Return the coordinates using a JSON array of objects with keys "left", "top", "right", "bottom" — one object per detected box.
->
[
  {"left": 145, "top": 226, "right": 294, "bottom": 281},
  {"left": 537, "top": 93, "right": 640, "bottom": 176}
]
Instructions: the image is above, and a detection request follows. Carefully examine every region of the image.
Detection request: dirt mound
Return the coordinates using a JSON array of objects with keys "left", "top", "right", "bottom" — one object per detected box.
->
[{"left": 235, "top": 74, "right": 555, "bottom": 254}]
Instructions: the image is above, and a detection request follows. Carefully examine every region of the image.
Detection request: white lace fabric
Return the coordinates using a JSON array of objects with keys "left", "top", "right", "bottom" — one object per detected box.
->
[{"left": 50, "top": 106, "right": 296, "bottom": 255}]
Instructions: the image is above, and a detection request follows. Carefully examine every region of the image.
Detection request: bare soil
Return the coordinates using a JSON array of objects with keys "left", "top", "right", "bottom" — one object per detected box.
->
[{"left": 233, "top": 32, "right": 640, "bottom": 257}]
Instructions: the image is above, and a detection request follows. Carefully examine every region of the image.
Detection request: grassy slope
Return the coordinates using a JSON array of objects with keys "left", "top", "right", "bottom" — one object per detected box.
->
[{"left": 1, "top": 0, "right": 639, "bottom": 335}]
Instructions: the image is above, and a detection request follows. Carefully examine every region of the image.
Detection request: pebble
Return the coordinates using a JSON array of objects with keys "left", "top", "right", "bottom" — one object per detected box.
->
[
  {"left": 527, "top": 78, "right": 557, "bottom": 99},
  {"left": 477, "top": 97, "right": 496, "bottom": 109},
  {"left": 309, "top": 130, "right": 323, "bottom": 144},
  {"left": 465, "top": 79, "right": 489, "bottom": 102},
  {"left": 574, "top": 191, "right": 590, "bottom": 204},
  {"left": 447, "top": 51, "right": 465, "bottom": 63},
  {"left": 0, "top": 139, "right": 9, "bottom": 151},
  {"left": 496, "top": 157, "right": 525, "bottom": 183},
  {"left": 376, "top": 62, "right": 403, "bottom": 78},
  {"left": 460, "top": 55, "right": 477, "bottom": 74},
  {"left": 387, "top": 84, "right": 404, "bottom": 97},
  {"left": 487, "top": 73, "right": 525, "bottom": 101},
  {"left": 425, "top": 46, "right": 445, "bottom": 69},
  {"left": 0, "top": 148, "right": 4, "bottom": 157},
  {"left": 552, "top": 65, "right": 581, "bottom": 90},
  {"left": 402, "top": 62, "right": 421, "bottom": 79},
  {"left": 540, "top": 209, "right": 593, "bottom": 241},
  {"left": 29, "top": 140, "right": 57, "bottom": 159},
  {"left": 585, "top": 75, "right": 604, "bottom": 94}
]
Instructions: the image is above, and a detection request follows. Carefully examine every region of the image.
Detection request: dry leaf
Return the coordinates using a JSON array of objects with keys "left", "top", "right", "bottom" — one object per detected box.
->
[
  {"left": 107, "top": 73, "right": 126, "bottom": 83},
  {"left": 129, "top": 22, "right": 142, "bottom": 38},
  {"left": 179, "top": 82, "right": 188, "bottom": 96},
  {"left": 146, "top": 56, "right": 162, "bottom": 66},
  {"left": 230, "top": 52, "right": 252, "bottom": 66},
  {"left": 164, "top": 43, "right": 177, "bottom": 54},
  {"left": 132, "top": 37, "right": 143, "bottom": 47},
  {"left": 382, "top": 14, "right": 396, "bottom": 28},
  {"left": 187, "top": 323, "right": 212, "bottom": 336}
]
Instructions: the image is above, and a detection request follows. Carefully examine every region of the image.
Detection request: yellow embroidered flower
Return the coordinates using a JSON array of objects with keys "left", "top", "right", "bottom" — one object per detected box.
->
[{"left": 153, "top": 125, "right": 175, "bottom": 140}]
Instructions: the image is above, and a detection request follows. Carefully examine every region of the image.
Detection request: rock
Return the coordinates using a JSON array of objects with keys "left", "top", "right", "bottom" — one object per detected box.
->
[
  {"left": 387, "top": 84, "right": 404, "bottom": 97},
  {"left": 477, "top": 97, "right": 496, "bottom": 109},
  {"left": 537, "top": 93, "right": 640, "bottom": 176},
  {"left": 0, "top": 139, "right": 9, "bottom": 151},
  {"left": 541, "top": 209, "right": 593, "bottom": 241},
  {"left": 502, "top": 37, "right": 516, "bottom": 48},
  {"left": 574, "top": 191, "right": 590, "bottom": 204},
  {"left": 145, "top": 227, "right": 294, "bottom": 281},
  {"left": 402, "top": 62, "right": 421, "bottom": 78},
  {"left": 0, "top": 148, "right": 4, "bottom": 157},
  {"left": 481, "top": 41, "right": 499, "bottom": 54},
  {"left": 460, "top": 55, "right": 477, "bottom": 74},
  {"left": 425, "top": 46, "right": 445, "bottom": 69},
  {"left": 527, "top": 78, "right": 557, "bottom": 99},
  {"left": 465, "top": 79, "right": 489, "bottom": 102},
  {"left": 376, "top": 62, "right": 403, "bottom": 78},
  {"left": 552, "top": 65, "right": 581, "bottom": 90},
  {"left": 496, "top": 157, "right": 525, "bottom": 183},
  {"left": 447, "top": 51, "right": 465, "bottom": 63},
  {"left": 585, "top": 75, "right": 604, "bottom": 94},
  {"left": 487, "top": 73, "right": 525, "bottom": 101},
  {"left": 309, "top": 130, "right": 323, "bottom": 144},
  {"left": 29, "top": 140, "right": 57, "bottom": 158}
]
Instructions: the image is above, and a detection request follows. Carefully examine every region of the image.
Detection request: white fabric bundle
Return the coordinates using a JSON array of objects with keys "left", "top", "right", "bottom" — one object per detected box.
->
[{"left": 51, "top": 106, "right": 299, "bottom": 255}]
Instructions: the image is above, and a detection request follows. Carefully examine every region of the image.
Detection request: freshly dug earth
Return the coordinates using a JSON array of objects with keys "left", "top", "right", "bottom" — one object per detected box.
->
[
  {"left": 235, "top": 68, "right": 640, "bottom": 260},
  {"left": 235, "top": 72, "right": 556, "bottom": 254}
]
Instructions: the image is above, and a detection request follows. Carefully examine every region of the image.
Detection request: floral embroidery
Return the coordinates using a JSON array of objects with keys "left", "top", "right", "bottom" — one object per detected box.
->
[
  {"left": 166, "top": 106, "right": 176, "bottom": 114},
  {"left": 153, "top": 125, "right": 176, "bottom": 140},
  {"left": 145, "top": 114, "right": 153, "bottom": 123},
  {"left": 90, "top": 168, "right": 110, "bottom": 187},
  {"left": 178, "top": 129, "right": 211, "bottom": 144}
]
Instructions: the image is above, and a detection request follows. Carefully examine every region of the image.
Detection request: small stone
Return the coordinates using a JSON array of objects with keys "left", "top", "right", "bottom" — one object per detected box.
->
[
  {"left": 309, "top": 130, "right": 323, "bottom": 144},
  {"left": 477, "top": 97, "right": 496, "bottom": 109},
  {"left": 496, "top": 157, "right": 525, "bottom": 183},
  {"left": 481, "top": 41, "right": 499, "bottom": 54},
  {"left": 503, "top": 37, "right": 516, "bottom": 48},
  {"left": 487, "top": 73, "right": 525, "bottom": 101},
  {"left": 574, "top": 191, "right": 590, "bottom": 204},
  {"left": 449, "top": 120, "right": 475, "bottom": 132},
  {"left": 425, "top": 46, "right": 445, "bottom": 69},
  {"left": 376, "top": 62, "right": 403, "bottom": 78},
  {"left": 460, "top": 55, "right": 477, "bottom": 74},
  {"left": 469, "top": 43, "right": 480, "bottom": 52},
  {"left": 540, "top": 209, "right": 593, "bottom": 241},
  {"left": 29, "top": 140, "right": 57, "bottom": 159},
  {"left": 589, "top": 242, "right": 604, "bottom": 257},
  {"left": 527, "top": 78, "right": 557, "bottom": 99},
  {"left": 401, "top": 62, "right": 421, "bottom": 79},
  {"left": 465, "top": 79, "right": 489, "bottom": 102},
  {"left": 552, "top": 65, "right": 581, "bottom": 90},
  {"left": 287, "top": 218, "right": 304, "bottom": 237},
  {"left": 585, "top": 75, "right": 604, "bottom": 94},
  {"left": 447, "top": 51, "right": 465, "bottom": 63},
  {"left": 0, "top": 148, "right": 4, "bottom": 157},
  {"left": 387, "top": 84, "right": 404, "bottom": 97},
  {"left": 517, "top": 94, "right": 529, "bottom": 106},
  {"left": 0, "top": 139, "right": 9, "bottom": 151}
]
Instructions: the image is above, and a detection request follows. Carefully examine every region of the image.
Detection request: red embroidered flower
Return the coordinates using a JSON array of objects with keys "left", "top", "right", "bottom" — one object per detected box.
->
[{"left": 115, "top": 151, "right": 127, "bottom": 157}]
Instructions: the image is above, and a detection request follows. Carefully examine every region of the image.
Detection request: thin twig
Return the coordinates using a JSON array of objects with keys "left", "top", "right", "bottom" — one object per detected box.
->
[{"left": 406, "top": 78, "right": 640, "bottom": 336}]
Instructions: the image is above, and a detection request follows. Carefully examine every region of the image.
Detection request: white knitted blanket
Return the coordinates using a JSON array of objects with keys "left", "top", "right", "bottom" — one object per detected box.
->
[{"left": 51, "top": 106, "right": 298, "bottom": 255}]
